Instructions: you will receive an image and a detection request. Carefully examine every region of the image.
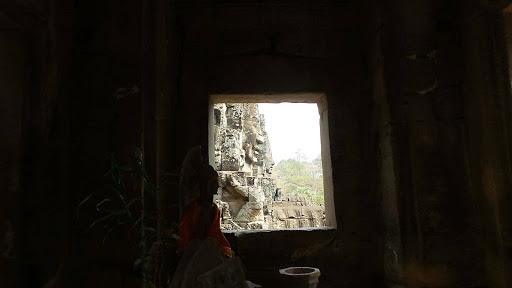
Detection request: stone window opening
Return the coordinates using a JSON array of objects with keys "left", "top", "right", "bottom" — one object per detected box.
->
[{"left": 208, "top": 94, "right": 336, "bottom": 232}]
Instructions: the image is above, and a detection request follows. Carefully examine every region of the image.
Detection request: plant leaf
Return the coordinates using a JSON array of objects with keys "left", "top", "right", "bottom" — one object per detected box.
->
[
  {"left": 76, "top": 193, "right": 93, "bottom": 218},
  {"left": 132, "top": 215, "right": 144, "bottom": 230},
  {"left": 133, "top": 258, "right": 142, "bottom": 271},
  {"left": 96, "top": 198, "right": 111, "bottom": 211},
  {"left": 88, "top": 214, "right": 113, "bottom": 230},
  {"left": 106, "top": 209, "right": 127, "bottom": 216},
  {"left": 144, "top": 227, "right": 156, "bottom": 232},
  {"left": 78, "top": 194, "right": 93, "bottom": 207}
]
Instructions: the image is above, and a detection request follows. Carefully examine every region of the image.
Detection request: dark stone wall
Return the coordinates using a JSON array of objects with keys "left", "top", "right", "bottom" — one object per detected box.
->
[
  {"left": 0, "top": 9, "right": 24, "bottom": 288},
  {"left": 372, "top": 0, "right": 512, "bottom": 287},
  {"left": 0, "top": 1, "right": 74, "bottom": 286},
  {"left": 0, "top": 0, "right": 150, "bottom": 287},
  {"left": 0, "top": 0, "right": 511, "bottom": 287}
]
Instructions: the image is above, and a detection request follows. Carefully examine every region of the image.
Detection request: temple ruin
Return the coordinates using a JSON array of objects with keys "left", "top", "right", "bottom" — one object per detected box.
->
[{"left": 212, "top": 103, "right": 325, "bottom": 230}]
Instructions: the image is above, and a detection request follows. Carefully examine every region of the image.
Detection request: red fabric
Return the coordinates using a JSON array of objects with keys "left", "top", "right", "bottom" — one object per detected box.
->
[{"left": 179, "top": 200, "right": 232, "bottom": 258}]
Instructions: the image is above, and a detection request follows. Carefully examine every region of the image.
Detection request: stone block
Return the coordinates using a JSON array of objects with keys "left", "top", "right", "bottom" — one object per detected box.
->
[
  {"left": 312, "top": 219, "right": 326, "bottom": 227},
  {"left": 261, "top": 178, "right": 272, "bottom": 197},
  {"left": 272, "top": 219, "right": 286, "bottom": 229},
  {"left": 221, "top": 156, "right": 243, "bottom": 171},
  {"left": 220, "top": 128, "right": 244, "bottom": 171},
  {"left": 234, "top": 202, "right": 264, "bottom": 223},
  {"left": 284, "top": 208, "right": 302, "bottom": 219},
  {"left": 225, "top": 185, "right": 248, "bottom": 199},
  {"left": 230, "top": 172, "right": 247, "bottom": 187},
  {"left": 299, "top": 219, "right": 313, "bottom": 227},
  {"left": 284, "top": 219, "right": 301, "bottom": 228},
  {"left": 224, "top": 200, "right": 245, "bottom": 217},
  {"left": 247, "top": 221, "right": 268, "bottom": 230},
  {"left": 248, "top": 187, "right": 265, "bottom": 202},
  {"left": 244, "top": 202, "right": 263, "bottom": 210},
  {"left": 273, "top": 208, "right": 287, "bottom": 220},
  {"left": 227, "top": 186, "right": 249, "bottom": 198},
  {"left": 303, "top": 206, "right": 325, "bottom": 220},
  {"left": 226, "top": 104, "right": 244, "bottom": 129},
  {"left": 221, "top": 224, "right": 233, "bottom": 230}
]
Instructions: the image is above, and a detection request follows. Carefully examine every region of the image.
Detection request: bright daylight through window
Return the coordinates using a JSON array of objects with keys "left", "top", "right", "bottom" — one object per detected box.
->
[{"left": 209, "top": 94, "right": 335, "bottom": 231}]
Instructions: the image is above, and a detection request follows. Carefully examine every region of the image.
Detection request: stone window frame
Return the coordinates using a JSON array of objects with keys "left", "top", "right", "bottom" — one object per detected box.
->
[{"left": 208, "top": 93, "right": 337, "bottom": 231}]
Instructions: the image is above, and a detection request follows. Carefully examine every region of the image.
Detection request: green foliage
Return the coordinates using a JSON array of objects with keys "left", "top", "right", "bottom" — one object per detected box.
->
[
  {"left": 273, "top": 152, "right": 324, "bottom": 205},
  {"left": 77, "top": 147, "right": 157, "bottom": 274}
]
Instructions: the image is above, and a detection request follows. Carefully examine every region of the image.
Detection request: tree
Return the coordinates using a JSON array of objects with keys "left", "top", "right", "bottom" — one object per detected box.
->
[
  {"left": 295, "top": 149, "right": 308, "bottom": 164},
  {"left": 273, "top": 152, "right": 324, "bottom": 205}
]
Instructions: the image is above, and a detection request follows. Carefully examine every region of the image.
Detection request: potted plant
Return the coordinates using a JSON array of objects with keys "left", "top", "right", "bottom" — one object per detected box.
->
[{"left": 78, "top": 148, "right": 179, "bottom": 287}]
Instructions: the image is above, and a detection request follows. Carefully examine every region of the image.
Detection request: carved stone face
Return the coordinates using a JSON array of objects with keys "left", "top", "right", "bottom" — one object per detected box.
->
[
  {"left": 266, "top": 163, "right": 274, "bottom": 174},
  {"left": 243, "top": 142, "right": 253, "bottom": 164},
  {"left": 238, "top": 148, "right": 245, "bottom": 170}
]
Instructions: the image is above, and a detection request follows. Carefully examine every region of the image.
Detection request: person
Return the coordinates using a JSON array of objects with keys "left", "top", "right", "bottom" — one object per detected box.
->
[
  {"left": 171, "top": 151, "right": 255, "bottom": 288},
  {"left": 178, "top": 164, "right": 232, "bottom": 258}
]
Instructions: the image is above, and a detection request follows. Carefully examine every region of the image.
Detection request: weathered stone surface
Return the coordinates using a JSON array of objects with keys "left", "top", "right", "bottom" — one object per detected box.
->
[
  {"left": 214, "top": 103, "right": 274, "bottom": 229},
  {"left": 261, "top": 178, "right": 275, "bottom": 197},
  {"left": 271, "top": 199, "right": 325, "bottom": 228},
  {"left": 247, "top": 221, "right": 268, "bottom": 230},
  {"left": 303, "top": 207, "right": 325, "bottom": 220},
  {"left": 248, "top": 187, "right": 265, "bottom": 202},
  {"left": 234, "top": 202, "right": 264, "bottom": 223},
  {"left": 215, "top": 200, "right": 232, "bottom": 221},
  {"left": 243, "top": 202, "right": 264, "bottom": 210},
  {"left": 225, "top": 103, "right": 244, "bottom": 130},
  {"left": 284, "top": 219, "right": 301, "bottom": 228},
  {"left": 220, "top": 128, "right": 244, "bottom": 171},
  {"left": 227, "top": 184, "right": 249, "bottom": 198}
]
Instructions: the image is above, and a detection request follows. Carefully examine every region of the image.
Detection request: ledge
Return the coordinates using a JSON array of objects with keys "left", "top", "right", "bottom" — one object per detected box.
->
[{"left": 223, "top": 226, "right": 337, "bottom": 236}]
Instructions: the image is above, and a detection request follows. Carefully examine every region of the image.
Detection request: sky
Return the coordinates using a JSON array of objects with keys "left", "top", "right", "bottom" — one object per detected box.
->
[{"left": 258, "top": 103, "right": 322, "bottom": 164}]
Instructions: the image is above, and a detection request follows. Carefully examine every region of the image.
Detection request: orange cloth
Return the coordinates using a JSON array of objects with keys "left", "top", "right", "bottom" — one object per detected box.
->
[{"left": 179, "top": 200, "right": 232, "bottom": 258}]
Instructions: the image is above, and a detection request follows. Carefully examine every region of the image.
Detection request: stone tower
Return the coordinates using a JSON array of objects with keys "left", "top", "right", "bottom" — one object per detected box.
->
[{"left": 213, "top": 103, "right": 276, "bottom": 229}]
